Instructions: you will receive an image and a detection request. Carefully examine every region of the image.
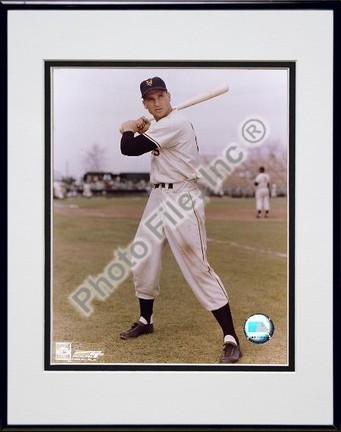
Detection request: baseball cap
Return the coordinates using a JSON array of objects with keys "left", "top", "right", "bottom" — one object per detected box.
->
[{"left": 140, "top": 77, "right": 167, "bottom": 98}]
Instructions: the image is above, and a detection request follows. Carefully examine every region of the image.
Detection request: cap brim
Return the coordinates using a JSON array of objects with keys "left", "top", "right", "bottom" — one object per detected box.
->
[{"left": 142, "top": 87, "right": 167, "bottom": 97}]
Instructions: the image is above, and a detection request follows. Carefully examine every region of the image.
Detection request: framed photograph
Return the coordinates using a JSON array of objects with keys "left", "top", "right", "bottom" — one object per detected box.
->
[
  {"left": 46, "top": 61, "right": 294, "bottom": 371},
  {"left": 3, "top": 1, "right": 339, "bottom": 430}
]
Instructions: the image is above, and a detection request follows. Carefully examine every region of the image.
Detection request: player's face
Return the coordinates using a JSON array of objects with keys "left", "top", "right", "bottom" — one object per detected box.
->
[{"left": 142, "top": 90, "right": 172, "bottom": 121}]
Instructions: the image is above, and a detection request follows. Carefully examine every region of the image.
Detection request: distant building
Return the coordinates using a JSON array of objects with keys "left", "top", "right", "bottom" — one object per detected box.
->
[
  {"left": 81, "top": 172, "right": 151, "bottom": 195},
  {"left": 83, "top": 172, "right": 116, "bottom": 183},
  {"left": 82, "top": 172, "right": 150, "bottom": 183}
]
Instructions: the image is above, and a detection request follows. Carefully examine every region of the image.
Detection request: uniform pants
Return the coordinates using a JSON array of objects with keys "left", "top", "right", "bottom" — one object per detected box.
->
[
  {"left": 132, "top": 181, "right": 229, "bottom": 311},
  {"left": 256, "top": 187, "right": 270, "bottom": 211}
]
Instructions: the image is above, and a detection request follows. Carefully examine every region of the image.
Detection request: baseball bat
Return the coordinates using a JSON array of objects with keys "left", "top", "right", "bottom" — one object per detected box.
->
[
  {"left": 120, "top": 85, "right": 229, "bottom": 133},
  {"left": 146, "top": 84, "right": 229, "bottom": 121},
  {"left": 176, "top": 84, "right": 229, "bottom": 111}
]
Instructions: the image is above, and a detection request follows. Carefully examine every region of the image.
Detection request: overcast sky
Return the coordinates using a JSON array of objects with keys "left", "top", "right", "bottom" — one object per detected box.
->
[{"left": 52, "top": 67, "right": 289, "bottom": 179}]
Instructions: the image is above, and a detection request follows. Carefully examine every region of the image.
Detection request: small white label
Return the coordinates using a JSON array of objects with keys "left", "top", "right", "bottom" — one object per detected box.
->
[
  {"left": 243, "top": 313, "right": 274, "bottom": 344},
  {"left": 55, "top": 342, "right": 72, "bottom": 361}
]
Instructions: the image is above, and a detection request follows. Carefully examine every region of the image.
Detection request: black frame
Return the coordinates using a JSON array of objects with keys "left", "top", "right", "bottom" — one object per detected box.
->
[
  {"left": 44, "top": 59, "right": 295, "bottom": 372},
  {"left": 2, "top": 2, "right": 340, "bottom": 431}
]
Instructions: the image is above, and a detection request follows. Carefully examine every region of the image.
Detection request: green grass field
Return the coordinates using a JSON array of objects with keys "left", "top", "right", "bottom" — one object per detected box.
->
[{"left": 52, "top": 195, "right": 288, "bottom": 365}]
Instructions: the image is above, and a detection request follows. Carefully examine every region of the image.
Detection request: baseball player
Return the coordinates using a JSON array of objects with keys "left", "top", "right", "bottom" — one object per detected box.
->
[
  {"left": 119, "top": 77, "right": 241, "bottom": 364},
  {"left": 254, "top": 166, "right": 271, "bottom": 218}
]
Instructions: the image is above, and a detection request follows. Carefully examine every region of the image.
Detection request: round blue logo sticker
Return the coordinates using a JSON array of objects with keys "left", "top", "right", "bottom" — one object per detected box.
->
[{"left": 244, "top": 313, "right": 274, "bottom": 344}]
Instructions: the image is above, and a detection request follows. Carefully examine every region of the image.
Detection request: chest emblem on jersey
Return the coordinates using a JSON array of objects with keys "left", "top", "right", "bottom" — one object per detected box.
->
[
  {"left": 146, "top": 79, "right": 153, "bottom": 87},
  {"left": 152, "top": 149, "right": 160, "bottom": 156}
]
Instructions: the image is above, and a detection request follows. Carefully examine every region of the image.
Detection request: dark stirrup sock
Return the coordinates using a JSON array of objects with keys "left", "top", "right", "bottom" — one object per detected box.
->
[
  {"left": 212, "top": 303, "right": 239, "bottom": 345},
  {"left": 139, "top": 298, "right": 154, "bottom": 324}
]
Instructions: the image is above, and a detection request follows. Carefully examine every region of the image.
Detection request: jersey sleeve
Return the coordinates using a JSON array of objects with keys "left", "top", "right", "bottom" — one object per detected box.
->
[{"left": 142, "top": 114, "right": 183, "bottom": 149}]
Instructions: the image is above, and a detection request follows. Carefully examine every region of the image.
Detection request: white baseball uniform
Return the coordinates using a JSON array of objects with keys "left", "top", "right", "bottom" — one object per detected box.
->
[
  {"left": 132, "top": 110, "right": 229, "bottom": 311},
  {"left": 255, "top": 172, "right": 270, "bottom": 211}
]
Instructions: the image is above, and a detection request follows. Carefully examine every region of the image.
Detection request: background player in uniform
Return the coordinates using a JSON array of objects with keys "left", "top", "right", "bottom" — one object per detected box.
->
[
  {"left": 254, "top": 166, "right": 271, "bottom": 218},
  {"left": 118, "top": 77, "right": 241, "bottom": 363}
]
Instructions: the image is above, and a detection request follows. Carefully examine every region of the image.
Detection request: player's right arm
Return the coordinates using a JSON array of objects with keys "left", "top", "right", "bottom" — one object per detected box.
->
[
  {"left": 120, "top": 117, "right": 157, "bottom": 156},
  {"left": 120, "top": 132, "right": 157, "bottom": 156}
]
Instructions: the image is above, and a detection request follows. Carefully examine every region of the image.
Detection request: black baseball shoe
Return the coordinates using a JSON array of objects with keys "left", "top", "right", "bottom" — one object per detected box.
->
[
  {"left": 119, "top": 321, "right": 154, "bottom": 340},
  {"left": 219, "top": 342, "right": 242, "bottom": 364}
]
